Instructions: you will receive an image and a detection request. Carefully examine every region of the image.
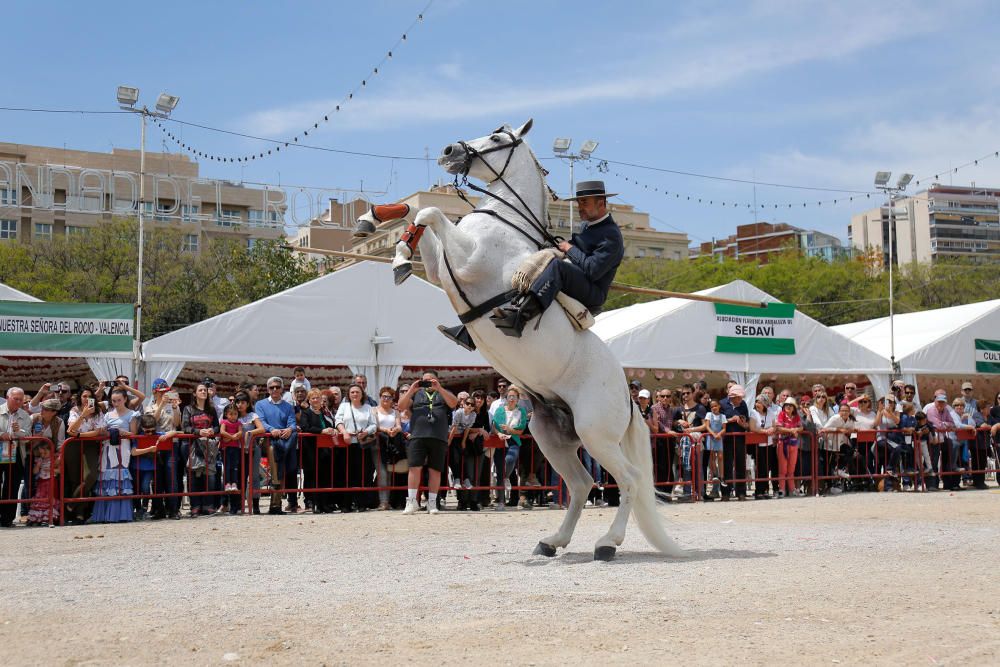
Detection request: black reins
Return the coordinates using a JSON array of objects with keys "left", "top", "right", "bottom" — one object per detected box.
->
[{"left": 440, "top": 129, "right": 559, "bottom": 320}]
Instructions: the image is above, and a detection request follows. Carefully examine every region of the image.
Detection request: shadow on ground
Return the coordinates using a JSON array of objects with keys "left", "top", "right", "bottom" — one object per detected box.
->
[{"left": 520, "top": 548, "right": 777, "bottom": 566}]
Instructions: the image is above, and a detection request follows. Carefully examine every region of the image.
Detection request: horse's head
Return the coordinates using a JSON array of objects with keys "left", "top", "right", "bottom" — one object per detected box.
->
[{"left": 438, "top": 119, "right": 534, "bottom": 181}]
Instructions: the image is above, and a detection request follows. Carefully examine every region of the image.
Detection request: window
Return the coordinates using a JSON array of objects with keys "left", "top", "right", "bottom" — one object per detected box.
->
[
  {"left": 248, "top": 209, "right": 281, "bottom": 227},
  {"left": 155, "top": 202, "right": 174, "bottom": 222},
  {"left": 33, "top": 223, "right": 52, "bottom": 240},
  {"left": 0, "top": 219, "right": 16, "bottom": 240},
  {"left": 218, "top": 208, "right": 242, "bottom": 226},
  {"left": 182, "top": 233, "right": 199, "bottom": 253},
  {"left": 66, "top": 225, "right": 90, "bottom": 237},
  {"left": 0, "top": 188, "right": 17, "bottom": 206},
  {"left": 246, "top": 238, "right": 257, "bottom": 250},
  {"left": 181, "top": 204, "right": 200, "bottom": 222}
]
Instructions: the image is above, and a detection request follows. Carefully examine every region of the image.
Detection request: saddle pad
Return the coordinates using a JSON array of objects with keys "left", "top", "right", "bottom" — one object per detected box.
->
[{"left": 556, "top": 292, "right": 595, "bottom": 331}]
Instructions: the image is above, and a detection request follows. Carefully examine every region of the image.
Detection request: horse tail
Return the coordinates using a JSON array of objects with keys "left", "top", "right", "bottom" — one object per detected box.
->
[{"left": 622, "top": 401, "right": 686, "bottom": 557}]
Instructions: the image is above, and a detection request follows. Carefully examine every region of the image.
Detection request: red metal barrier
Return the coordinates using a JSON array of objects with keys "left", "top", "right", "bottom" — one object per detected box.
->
[
  {"left": 0, "top": 436, "right": 56, "bottom": 526},
  {"left": 58, "top": 433, "right": 245, "bottom": 524}
]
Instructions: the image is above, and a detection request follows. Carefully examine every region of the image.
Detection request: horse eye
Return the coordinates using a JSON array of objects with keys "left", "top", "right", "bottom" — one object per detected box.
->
[{"left": 490, "top": 135, "right": 501, "bottom": 142}]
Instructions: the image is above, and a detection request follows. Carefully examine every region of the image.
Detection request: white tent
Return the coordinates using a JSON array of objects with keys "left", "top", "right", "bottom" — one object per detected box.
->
[
  {"left": 592, "top": 279, "right": 894, "bottom": 399},
  {"left": 141, "top": 261, "right": 491, "bottom": 391},
  {"left": 832, "top": 299, "right": 1000, "bottom": 400},
  {"left": 0, "top": 281, "right": 41, "bottom": 302}
]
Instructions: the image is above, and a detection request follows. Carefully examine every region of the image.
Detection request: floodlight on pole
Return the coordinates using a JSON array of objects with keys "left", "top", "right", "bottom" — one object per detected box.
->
[
  {"left": 873, "top": 168, "right": 914, "bottom": 379},
  {"left": 554, "top": 136, "right": 600, "bottom": 233},
  {"left": 116, "top": 87, "right": 181, "bottom": 379},
  {"left": 117, "top": 85, "right": 139, "bottom": 107},
  {"left": 155, "top": 93, "right": 180, "bottom": 114}
]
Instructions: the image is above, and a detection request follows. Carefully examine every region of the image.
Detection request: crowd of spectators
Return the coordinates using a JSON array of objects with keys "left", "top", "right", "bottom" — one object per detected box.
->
[{"left": 2, "top": 369, "right": 999, "bottom": 527}]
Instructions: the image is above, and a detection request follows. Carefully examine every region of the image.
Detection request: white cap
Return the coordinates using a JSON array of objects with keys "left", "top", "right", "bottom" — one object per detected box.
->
[{"left": 638, "top": 389, "right": 651, "bottom": 399}]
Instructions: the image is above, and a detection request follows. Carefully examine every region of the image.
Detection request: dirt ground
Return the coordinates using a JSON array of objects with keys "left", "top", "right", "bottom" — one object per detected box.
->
[{"left": 2, "top": 490, "right": 999, "bottom": 666}]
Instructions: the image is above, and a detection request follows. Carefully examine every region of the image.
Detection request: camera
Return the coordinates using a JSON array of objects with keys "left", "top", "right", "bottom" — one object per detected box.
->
[
  {"left": 104, "top": 380, "right": 115, "bottom": 388},
  {"left": 417, "top": 380, "right": 432, "bottom": 388}
]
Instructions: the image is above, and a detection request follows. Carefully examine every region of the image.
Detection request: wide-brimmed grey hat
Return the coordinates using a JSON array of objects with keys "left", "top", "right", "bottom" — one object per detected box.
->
[{"left": 565, "top": 180, "right": 618, "bottom": 201}]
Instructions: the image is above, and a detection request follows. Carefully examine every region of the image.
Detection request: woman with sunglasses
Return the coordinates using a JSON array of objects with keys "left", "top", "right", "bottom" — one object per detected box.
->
[
  {"left": 373, "top": 387, "right": 403, "bottom": 511},
  {"left": 851, "top": 394, "right": 878, "bottom": 488},
  {"left": 447, "top": 395, "right": 479, "bottom": 511}
]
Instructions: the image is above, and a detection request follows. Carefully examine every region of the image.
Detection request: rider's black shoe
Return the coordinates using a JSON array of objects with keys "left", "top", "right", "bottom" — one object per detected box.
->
[
  {"left": 437, "top": 324, "right": 476, "bottom": 351},
  {"left": 490, "top": 295, "right": 543, "bottom": 338}
]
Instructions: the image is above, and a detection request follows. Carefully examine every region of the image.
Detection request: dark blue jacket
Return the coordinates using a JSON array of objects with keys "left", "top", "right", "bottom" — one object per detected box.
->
[{"left": 565, "top": 214, "right": 625, "bottom": 309}]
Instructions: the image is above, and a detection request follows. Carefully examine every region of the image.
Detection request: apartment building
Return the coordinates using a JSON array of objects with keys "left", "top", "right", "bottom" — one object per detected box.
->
[
  {"left": 689, "top": 221, "right": 845, "bottom": 263},
  {"left": 849, "top": 184, "right": 1000, "bottom": 265},
  {"left": 0, "top": 142, "right": 286, "bottom": 251}
]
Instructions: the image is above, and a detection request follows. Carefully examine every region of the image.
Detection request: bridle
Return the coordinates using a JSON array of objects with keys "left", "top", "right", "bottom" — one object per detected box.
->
[
  {"left": 450, "top": 128, "right": 561, "bottom": 250},
  {"left": 438, "top": 127, "right": 561, "bottom": 325}
]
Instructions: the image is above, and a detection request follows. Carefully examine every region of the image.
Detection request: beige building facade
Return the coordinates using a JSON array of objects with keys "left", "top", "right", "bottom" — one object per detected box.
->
[
  {"left": 849, "top": 184, "right": 1000, "bottom": 265},
  {"left": 0, "top": 142, "right": 286, "bottom": 251},
  {"left": 291, "top": 184, "right": 689, "bottom": 266}
]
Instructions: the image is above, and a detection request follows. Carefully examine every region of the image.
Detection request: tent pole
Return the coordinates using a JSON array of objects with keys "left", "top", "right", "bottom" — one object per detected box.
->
[{"left": 284, "top": 245, "right": 768, "bottom": 309}]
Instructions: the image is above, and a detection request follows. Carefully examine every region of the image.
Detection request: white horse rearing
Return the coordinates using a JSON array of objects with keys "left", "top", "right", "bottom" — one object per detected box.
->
[{"left": 392, "top": 120, "right": 684, "bottom": 561}]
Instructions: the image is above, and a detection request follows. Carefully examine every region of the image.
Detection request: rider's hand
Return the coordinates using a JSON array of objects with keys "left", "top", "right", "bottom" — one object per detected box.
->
[{"left": 557, "top": 240, "right": 573, "bottom": 253}]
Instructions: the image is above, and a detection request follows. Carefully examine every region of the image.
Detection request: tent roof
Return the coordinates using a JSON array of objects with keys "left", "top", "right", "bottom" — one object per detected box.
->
[
  {"left": 0, "top": 282, "right": 41, "bottom": 302},
  {"left": 592, "top": 279, "right": 891, "bottom": 374},
  {"left": 832, "top": 299, "right": 1000, "bottom": 374},
  {"left": 142, "top": 261, "right": 490, "bottom": 368}
]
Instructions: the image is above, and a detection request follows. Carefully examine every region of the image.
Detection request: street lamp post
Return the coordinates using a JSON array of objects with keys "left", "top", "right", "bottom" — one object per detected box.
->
[
  {"left": 553, "top": 138, "right": 599, "bottom": 234},
  {"left": 874, "top": 171, "right": 913, "bottom": 377},
  {"left": 117, "top": 86, "right": 179, "bottom": 373}
]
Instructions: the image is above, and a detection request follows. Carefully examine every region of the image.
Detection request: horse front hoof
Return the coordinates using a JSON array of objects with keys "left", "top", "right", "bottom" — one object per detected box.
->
[
  {"left": 393, "top": 263, "right": 413, "bottom": 285},
  {"left": 594, "top": 545, "right": 616, "bottom": 561},
  {"left": 533, "top": 541, "right": 557, "bottom": 557}
]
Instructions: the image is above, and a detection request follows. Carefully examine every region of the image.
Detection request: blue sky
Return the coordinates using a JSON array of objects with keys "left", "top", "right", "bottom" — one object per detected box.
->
[{"left": 6, "top": 0, "right": 1000, "bottom": 246}]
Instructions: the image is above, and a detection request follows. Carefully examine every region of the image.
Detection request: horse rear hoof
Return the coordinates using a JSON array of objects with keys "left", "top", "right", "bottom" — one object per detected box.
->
[
  {"left": 533, "top": 541, "right": 557, "bottom": 557},
  {"left": 594, "top": 546, "right": 616, "bottom": 561},
  {"left": 393, "top": 264, "right": 412, "bottom": 285}
]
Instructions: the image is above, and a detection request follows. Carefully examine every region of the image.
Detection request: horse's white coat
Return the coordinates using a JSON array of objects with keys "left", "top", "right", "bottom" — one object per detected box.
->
[{"left": 394, "top": 121, "right": 684, "bottom": 558}]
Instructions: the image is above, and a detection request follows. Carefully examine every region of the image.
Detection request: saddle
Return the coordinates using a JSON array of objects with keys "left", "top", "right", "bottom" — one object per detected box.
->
[{"left": 511, "top": 249, "right": 595, "bottom": 331}]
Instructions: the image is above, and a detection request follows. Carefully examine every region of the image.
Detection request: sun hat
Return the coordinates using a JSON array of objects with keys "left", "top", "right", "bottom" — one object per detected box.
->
[
  {"left": 782, "top": 396, "right": 798, "bottom": 407},
  {"left": 41, "top": 398, "right": 61, "bottom": 411},
  {"left": 728, "top": 384, "right": 745, "bottom": 398},
  {"left": 565, "top": 180, "right": 618, "bottom": 201}
]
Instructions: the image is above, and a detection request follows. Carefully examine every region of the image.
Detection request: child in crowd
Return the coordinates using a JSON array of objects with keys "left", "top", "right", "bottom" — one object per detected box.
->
[
  {"left": 132, "top": 414, "right": 159, "bottom": 520},
  {"left": 704, "top": 400, "right": 725, "bottom": 499},
  {"left": 26, "top": 440, "right": 58, "bottom": 526},
  {"left": 898, "top": 402, "right": 918, "bottom": 488},
  {"left": 219, "top": 404, "right": 244, "bottom": 504},
  {"left": 913, "top": 411, "right": 935, "bottom": 489},
  {"left": 292, "top": 367, "right": 311, "bottom": 391}
]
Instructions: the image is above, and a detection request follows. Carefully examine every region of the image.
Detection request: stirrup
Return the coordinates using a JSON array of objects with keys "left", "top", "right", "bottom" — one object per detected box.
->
[
  {"left": 437, "top": 324, "right": 476, "bottom": 351},
  {"left": 490, "top": 296, "right": 542, "bottom": 338}
]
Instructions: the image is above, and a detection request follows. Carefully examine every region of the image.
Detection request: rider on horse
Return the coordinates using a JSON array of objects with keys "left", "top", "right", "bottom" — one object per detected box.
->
[{"left": 488, "top": 180, "right": 625, "bottom": 338}]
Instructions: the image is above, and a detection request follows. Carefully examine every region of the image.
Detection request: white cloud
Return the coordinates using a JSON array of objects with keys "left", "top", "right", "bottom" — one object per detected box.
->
[
  {"left": 235, "top": 1, "right": 950, "bottom": 135},
  {"left": 731, "top": 108, "right": 1000, "bottom": 195}
]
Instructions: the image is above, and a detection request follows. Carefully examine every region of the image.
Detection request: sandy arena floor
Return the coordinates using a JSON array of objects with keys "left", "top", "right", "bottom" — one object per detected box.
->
[{"left": 2, "top": 490, "right": 999, "bottom": 666}]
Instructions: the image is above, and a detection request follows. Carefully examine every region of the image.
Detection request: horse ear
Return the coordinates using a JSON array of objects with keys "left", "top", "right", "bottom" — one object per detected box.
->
[{"left": 514, "top": 118, "right": 533, "bottom": 137}]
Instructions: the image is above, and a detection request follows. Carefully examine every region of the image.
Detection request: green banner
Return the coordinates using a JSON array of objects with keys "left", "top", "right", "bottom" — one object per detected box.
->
[
  {"left": 0, "top": 301, "right": 134, "bottom": 353},
  {"left": 974, "top": 339, "right": 1000, "bottom": 373},
  {"left": 714, "top": 302, "right": 796, "bottom": 355}
]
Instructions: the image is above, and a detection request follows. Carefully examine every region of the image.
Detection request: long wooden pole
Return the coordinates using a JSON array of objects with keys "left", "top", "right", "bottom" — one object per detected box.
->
[{"left": 284, "top": 245, "right": 768, "bottom": 309}]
